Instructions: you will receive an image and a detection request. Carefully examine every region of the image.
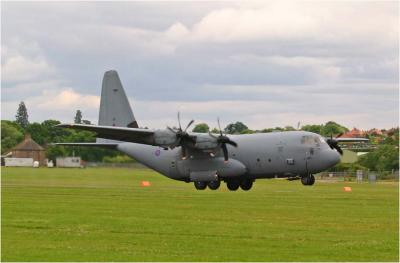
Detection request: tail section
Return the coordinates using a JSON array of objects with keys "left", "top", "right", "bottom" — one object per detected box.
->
[{"left": 98, "top": 70, "right": 138, "bottom": 128}]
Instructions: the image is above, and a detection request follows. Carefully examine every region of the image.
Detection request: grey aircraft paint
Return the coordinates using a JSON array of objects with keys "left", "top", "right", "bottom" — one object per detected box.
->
[
  {"left": 56, "top": 70, "right": 363, "bottom": 190},
  {"left": 116, "top": 131, "right": 340, "bottom": 181},
  {"left": 98, "top": 70, "right": 138, "bottom": 128}
]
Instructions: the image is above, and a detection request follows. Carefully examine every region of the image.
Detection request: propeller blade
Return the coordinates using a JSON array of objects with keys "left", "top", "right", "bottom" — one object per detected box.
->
[
  {"left": 226, "top": 140, "right": 238, "bottom": 147},
  {"left": 181, "top": 146, "right": 187, "bottom": 160},
  {"left": 184, "top": 119, "right": 194, "bottom": 132},
  {"left": 334, "top": 144, "right": 343, "bottom": 155},
  {"left": 326, "top": 138, "right": 343, "bottom": 155},
  {"left": 327, "top": 139, "right": 334, "bottom": 150},
  {"left": 184, "top": 134, "right": 197, "bottom": 144},
  {"left": 221, "top": 143, "right": 229, "bottom": 162},
  {"left": 177, "top": 112, "right": 182, "bottom": 130},
  {"left": 336, "top": 132, "right": 344, "bottom": 138},
  {"left": 217, "top": 117, "right": 223, "bottom": 136},
  {"left": 167, "top": 126, "right": 177, "bottom": 133},
  {"left": 208, "top": 132, "right": 218, "bottom": 139}
]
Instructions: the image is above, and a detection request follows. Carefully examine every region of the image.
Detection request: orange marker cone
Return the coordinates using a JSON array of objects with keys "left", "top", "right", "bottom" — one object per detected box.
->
[
  {"left": 141, "top": 181, "right": 151, "bottom": 187},
  {"left": 343, "top": 186, "right": 352, "bottom": 192}
]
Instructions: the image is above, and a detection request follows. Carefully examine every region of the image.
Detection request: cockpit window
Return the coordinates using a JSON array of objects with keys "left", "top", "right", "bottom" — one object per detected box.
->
[{"left": 301, "top": 135, "right": 322, "bottom": 146}]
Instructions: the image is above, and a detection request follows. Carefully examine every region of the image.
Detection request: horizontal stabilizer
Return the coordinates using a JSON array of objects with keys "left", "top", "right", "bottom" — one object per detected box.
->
[{"left": 53, "top": 143, "right": 118, "bottom": 149}]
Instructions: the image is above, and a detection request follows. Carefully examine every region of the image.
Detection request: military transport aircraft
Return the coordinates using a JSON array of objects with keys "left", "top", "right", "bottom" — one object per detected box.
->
[{"left": 56, "top": 70, "right": 368, "bottom": 191}]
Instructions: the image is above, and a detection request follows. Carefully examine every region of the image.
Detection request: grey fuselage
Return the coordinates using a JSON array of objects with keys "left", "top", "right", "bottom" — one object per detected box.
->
[{"left": 117, "top": 131, "right": 340, "bottom": 182}]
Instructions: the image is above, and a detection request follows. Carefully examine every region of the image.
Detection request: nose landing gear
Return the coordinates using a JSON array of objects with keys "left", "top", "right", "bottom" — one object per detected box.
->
[{"left": 301, "top": 174, "right": 315, "bottom": 186}]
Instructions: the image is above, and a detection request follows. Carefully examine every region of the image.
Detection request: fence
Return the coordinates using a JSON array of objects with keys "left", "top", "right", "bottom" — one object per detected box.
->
[
  {"left": 85, "top": 162, "right": 148, "bottom": 169},
  {"left": 317, "top": 170, "right": 399, "bottom": 182}
]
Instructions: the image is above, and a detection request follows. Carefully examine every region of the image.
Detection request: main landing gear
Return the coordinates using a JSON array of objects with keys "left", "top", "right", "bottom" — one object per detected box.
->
[
  {"left": 226, "top": 178, "right": 253, "bottom": 191},
  {"left": 193, "top": 178, "right": 254, "bottom": 191},
  {"left": 193, "top": 180, "right": 221, "bottom": 190},
  {"left": 208, "top": 180, "right": 221, "bottom": 190},
  {"left": 194, "top": 181, "right": 207, "bottom": 190},
  {"left": 301, "top": 174, "right": 315, "bottom": 186}
]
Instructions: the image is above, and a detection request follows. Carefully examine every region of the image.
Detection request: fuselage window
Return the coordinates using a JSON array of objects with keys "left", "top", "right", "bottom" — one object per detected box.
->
[{"left": 286, "top": 158, "right": 295, "bottom": 165}]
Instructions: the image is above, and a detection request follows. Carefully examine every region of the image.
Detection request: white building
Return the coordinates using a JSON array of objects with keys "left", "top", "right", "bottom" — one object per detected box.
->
[{"left": 56, "top": 157, "right": 82, "bottom": 168}]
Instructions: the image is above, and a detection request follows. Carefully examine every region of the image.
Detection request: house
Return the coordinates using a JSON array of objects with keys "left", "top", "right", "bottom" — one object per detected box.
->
[
  {"left": 338, "top": 128, "right": 366, "bottom": 138},
  {"left": 368, "top": 128, "right": 383, "bottom": 136},
  {"left": 10, "top": 134, "right": 46, "bottom": 166}
]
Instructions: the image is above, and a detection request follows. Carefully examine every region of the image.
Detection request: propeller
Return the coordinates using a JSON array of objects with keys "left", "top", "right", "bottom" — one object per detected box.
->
[
  {"left": 167, "top": 112, "right": 196, "bottom": 159},
  {"left": 326, "top": 133, "right": 343, "bottom": 155},
  {"left": 209, "top": 118, "right": 238, "bottom": 162}
]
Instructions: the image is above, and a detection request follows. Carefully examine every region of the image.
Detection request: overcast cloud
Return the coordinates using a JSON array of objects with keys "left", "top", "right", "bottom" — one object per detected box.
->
[{"left": 1, "top": 1, "right": 398, "bottom": 130}]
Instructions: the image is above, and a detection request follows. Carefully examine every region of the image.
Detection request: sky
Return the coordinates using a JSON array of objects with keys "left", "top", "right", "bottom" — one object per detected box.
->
[{"left": 1, "top": 1, "right": 399, "bottom": 130}]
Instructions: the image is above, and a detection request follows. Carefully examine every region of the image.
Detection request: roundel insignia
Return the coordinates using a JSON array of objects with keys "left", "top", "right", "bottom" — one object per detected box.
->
[{"left": 155, "top": 149, "right": 161, "bottom": 157}]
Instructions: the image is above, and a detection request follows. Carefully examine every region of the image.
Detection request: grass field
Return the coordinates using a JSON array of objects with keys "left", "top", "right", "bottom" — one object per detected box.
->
[{"left": 2, "top": 167, "right": 399, "bottom": 262}]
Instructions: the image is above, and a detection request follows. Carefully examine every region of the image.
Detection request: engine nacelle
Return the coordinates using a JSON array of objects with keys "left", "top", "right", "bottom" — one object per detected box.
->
[
  {"left": 194, "top": 134, "right": 218, "bottom": 150},
  {"left": 153, "top": 129, "right": 177, "bottom": 147}
]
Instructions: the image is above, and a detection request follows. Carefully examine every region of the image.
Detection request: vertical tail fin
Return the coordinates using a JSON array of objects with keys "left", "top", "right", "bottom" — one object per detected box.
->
[{"left": 98, "top": 70, "right": 138, "bottom": 128}]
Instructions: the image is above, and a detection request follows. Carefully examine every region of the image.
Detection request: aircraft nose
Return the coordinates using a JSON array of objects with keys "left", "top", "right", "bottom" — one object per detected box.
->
[{"left": 325, "top": 149, "right": 341, "bottom": 168}]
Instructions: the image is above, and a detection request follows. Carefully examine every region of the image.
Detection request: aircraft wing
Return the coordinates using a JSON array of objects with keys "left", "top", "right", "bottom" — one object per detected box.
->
[{"left": 56, "top": 124, "right": 155, "bottom": 145}]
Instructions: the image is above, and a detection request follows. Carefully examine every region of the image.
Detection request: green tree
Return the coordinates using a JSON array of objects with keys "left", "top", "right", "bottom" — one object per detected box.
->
[
  {"left": 284, "top": 126, "right": 296, "bottom": 131},
  {"left": 224, "top": 122, "right": 248, "bottom": 134},
  {"left": 41, "top": 119, "right": 69, "bottom": 143},
  {"left": 261, "top": 128, "right": 274, "bottom": 133},
  {"left": 192, "top": 123, "right": 209, "bottom": 133},
  {"left": 15, "top": 101, "right": 29, "bottom": 129},
  {"left": 62, "top": 130, "right": 119, "bottom": 162},
  {"left": 240, "top": 129, "right": 254, "bottom": 134},
  {"left": 46, "top": 145, "right": 67, "bottom": 162},
  {"left": 358, "top": 145, "right": 399, "bottom": 171},
  {"left": 1, "top": 120, "right": 24, "bottom": 153},
  {"left": 210, "top": 127, "right": 220, "bottom": 134},
  {"left": 321, "top": 121, "right": 349, "bottom": 136},
  {"left": 301, "top": 124, "right": 323, "bottom": 134},
  {"left": 26, "top": 122, "right": 47, "bottom": 145},
  {"left": 74, "top": 110, "right": 82, "bottom": 124}
]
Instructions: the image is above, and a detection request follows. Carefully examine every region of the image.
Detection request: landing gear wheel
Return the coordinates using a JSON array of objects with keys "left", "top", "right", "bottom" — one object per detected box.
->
[
  {"left": 301, "top": 175, "right": 315, "bottom": 186},
  {"left": 301, "top": 176, "right": 309, "bottom": 185},
  {"left": 208, "top": 180, "right": 221, "bottom": 190},
  {"left": 226, "top": 180, "right": 240, "bottom": 191},
  {"left": 194, "top": 181, "right": 207, "bottom": 190},
  {"left": 240, "top": 179, "right": 253, "bottom": 191},
  {"left": 309, "top": 174, "right": 315, "bottom": 185}
]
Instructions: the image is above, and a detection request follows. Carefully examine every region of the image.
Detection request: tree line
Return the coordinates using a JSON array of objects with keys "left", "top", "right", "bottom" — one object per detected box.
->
[{"left": 1, "top": 101, "right": 398, "bottom": 171}]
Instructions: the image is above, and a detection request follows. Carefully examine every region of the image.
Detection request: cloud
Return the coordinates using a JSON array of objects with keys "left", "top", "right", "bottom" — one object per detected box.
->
[
  {"left": 1, "top": 1, "right": 398, "bottom": 129},
  {"left": 2, "top": 53, "right": 55, "bottom": 83},
  {"left": 1, "top": 88, "right": 100, "bottom": 122},
  {"left": 174, "top": 1, "right": 398, "bottom": 52},
  {"left": 35, "top": 89, "right": 100, "bottom": 110}
]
